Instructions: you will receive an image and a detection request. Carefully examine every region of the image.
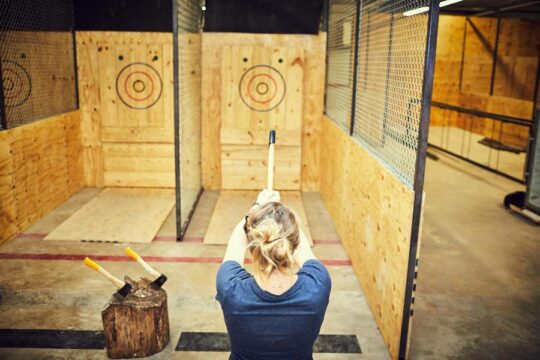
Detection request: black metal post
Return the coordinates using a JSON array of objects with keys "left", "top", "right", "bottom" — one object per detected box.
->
[
  {"left": 524, "top": 56, "right": 540, "bottom": 187},
  {"left": 323, "top": 0, "right": 330, "bottom": 115},
  {"left": 398, "top": 0, "right": 439, "bottom": 358},
  {"left": 489, "top": 15, "right": 501, "bottom": 96},
  {"left": 172, "top": 0, "right": 182, "bottom": 241},
  {"left": 0, "top": 57, "right": 7, "bottom": 130},
  {"left": 349, "top": 0, "right": 362, "bottom": 135},
  {"left": 71, "top": 30, "right": 80, "bottom": 109}
]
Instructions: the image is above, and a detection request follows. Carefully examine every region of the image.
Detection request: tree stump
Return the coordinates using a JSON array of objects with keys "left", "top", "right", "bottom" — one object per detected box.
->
[{"left": 101, "top": 277, "right": 169, "bottom": 358}]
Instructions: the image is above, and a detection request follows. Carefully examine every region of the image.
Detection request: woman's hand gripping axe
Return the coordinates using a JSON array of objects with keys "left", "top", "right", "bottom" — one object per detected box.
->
[{"left": 125, "top": 247, "right": 168, "bottom": 288}]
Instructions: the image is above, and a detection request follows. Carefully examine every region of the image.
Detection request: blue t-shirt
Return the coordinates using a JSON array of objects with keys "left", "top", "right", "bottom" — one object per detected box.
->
[{"left": 216, "top": 259, "right": 331, "bottom": 360}]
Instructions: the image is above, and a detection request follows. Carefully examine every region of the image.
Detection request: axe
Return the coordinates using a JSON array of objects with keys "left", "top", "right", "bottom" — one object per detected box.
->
[
  {"left": 125, "top": 247, "right": 168, "bottom": 288},
  {"left": 83, "top": 257, "right": 132, "bottom": 297},
  {"left": 267, "top": 129, "right": 276, "bottom": 190}
]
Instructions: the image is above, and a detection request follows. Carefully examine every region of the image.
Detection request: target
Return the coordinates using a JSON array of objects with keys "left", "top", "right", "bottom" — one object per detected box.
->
[
  {"left": 115, "top": 62, "right": 162, "bottom": 110},
  {"left": 239, "top": 65, "right": 286, "bottom": 112},
  {"left": 1, "top": 60, "right": 32, "bottom": 108}
]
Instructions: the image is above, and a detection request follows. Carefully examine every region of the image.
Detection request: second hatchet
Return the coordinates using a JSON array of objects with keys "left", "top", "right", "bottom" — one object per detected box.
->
[{"left": 125, "top": 247, "right": 168, "bottom": 288}]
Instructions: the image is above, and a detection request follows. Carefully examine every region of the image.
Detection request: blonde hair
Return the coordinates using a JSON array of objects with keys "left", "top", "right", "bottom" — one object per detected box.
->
[{"left": 244, "top": 202, "right": 300, "bottom": 276}]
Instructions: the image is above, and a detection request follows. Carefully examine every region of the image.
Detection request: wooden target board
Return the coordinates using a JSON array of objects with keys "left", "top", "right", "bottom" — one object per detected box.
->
[
  {"left": 96, "top": 42, "right": 173, "bottom": 144},
  {"left": 220, "top": 46, "right": 304, "bottom": 190},
  {"left": 116, "top": 62, "right": 163, "bottom": 110},
  {"left": 1, "top": 60, "right": 32, "bottom": 108}
]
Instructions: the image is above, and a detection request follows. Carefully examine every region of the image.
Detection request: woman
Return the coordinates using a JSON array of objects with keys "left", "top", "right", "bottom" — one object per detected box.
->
[{"left": 216, "top": 189, "right": 332, "bottom": 360}]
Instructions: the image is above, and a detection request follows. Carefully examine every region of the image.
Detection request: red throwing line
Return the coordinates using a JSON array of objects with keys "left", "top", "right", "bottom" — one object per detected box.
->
[{"left": 0, "top": 252, "right": 351, "bottom": 266}]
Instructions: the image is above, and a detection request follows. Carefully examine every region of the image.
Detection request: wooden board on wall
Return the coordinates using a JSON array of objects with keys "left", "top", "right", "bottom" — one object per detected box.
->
[
  {"left": 76, "top": 31, "right": 175, "bottom": 188},
  {"left": 220, "top": 45, "right": 304, "bottom": 190},
  {"left": 0, "top": 111, "right": 84, "bottom": 244},
  {"left": 319, "top": 116, "right": 415, "bottom": 359},
  {"left": 201, "top": 33, "right": 326, "bottom": 191}
]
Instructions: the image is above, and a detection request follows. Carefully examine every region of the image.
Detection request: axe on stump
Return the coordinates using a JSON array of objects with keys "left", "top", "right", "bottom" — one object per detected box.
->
[
  {"left": 83, "top": 257, "right": 132, "bottom": 297},
  {"left": 125, "top": 247, "right": 168, "bottom": 288}
]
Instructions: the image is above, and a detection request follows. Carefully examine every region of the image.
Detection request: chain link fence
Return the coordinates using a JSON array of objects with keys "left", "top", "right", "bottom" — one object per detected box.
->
[
  {"left": 324, "top": 0, "right": 357, "bottom": 132},
  {"left": 176, "top": 0, "right": 204, "bottom": 236},
  {"left": 325, "top": 0, "right": 431, "bottom": 188},
  {"left": 0, "top": 0, "right": 77, "bottom": 129}
]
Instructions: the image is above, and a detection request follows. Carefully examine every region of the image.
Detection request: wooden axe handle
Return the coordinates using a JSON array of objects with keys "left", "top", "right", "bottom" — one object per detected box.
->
[
  {"left": 267, "top": 129, "right": 276, "bottom": 190},
  {"left": 84, "top": 257, "right": 125, "bottom": 289},
  {"left": 125, "top": 247, "right": 161, "bottom": 278}
]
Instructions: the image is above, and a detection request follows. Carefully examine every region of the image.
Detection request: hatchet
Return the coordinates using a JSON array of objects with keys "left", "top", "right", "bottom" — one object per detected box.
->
[
  {"left": 83, "top": 257, "right": 132, "bottom": 297},
  {"left": 125, "top": 247, "right": 168, "bottom": 288}
]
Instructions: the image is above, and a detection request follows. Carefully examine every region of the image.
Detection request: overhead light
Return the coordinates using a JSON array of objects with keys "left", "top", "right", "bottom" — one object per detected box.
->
[
  {"left": 202, "top": 6, "right": 206, "bottom": 11},
  {"left": 403, "top": 6, "right": 429, "bottom": 16},
  {"left": 440, "top": 0, "right": 463, "bottom": 7},
  {"left": 403, "top": 0, "right": 462, "bottom": 17}
]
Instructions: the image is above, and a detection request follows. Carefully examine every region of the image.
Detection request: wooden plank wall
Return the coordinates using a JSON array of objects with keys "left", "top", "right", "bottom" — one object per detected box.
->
[
  {"left": 201, "top": 33, "right": 326, "bottom": 191},
  {"left": 220, "top": 45, "right": 304, "bottom": 190},
  {"left": 0, "top": 111, "right": 84, "bottom": 245},
  {"left": 319, "top": 116, "right": 415, "bottom": 360},
  {"left": 76, "top": 32, "right": 174, "bottom": 188},
  {"left": 431, "top": 16, "right": 540, "bottom": 147}
]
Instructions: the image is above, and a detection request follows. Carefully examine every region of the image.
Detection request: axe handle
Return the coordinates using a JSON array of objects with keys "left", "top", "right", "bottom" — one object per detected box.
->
[
  {"left": 126, "top": 247, "right": 161, "bottom": 278},
  {"left": 84, "top": 257, "right": 124, "bottom": 289},
  {"left": 267, "top": 130, "right": 275, "bottom": 190}
]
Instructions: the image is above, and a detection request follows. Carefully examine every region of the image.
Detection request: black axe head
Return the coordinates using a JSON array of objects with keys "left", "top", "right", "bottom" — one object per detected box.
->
[
  {"left": 269, "top": 129, "right": 276, "bottom": 144},
  {"left": 116, "top": 283, "right": 132, "bottom": 297},
  {"left": 151, "top": 274, "right": 168, "bottom": 288}
]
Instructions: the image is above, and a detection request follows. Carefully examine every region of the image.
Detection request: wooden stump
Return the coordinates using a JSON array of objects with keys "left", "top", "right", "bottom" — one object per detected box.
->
[{"left": 102, "top": 277, "right": 170, "bottom": 358}]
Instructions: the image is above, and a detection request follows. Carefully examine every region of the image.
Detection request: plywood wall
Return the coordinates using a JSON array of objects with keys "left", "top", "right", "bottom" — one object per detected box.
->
[
  {"left": 76, "top": 32, "right": 174, "bottom": 188},
  {"left": 201, "top": 33, "right": 326, "bottom": 191},
  {"left": 319, "top": 116, "right": 416, "bottom": 359},
  {"left": 0, "top": 111, "right": 84, "bottom": 244},
  {"left": 432, "top": 16, "right": 540, "bottom": 147}
]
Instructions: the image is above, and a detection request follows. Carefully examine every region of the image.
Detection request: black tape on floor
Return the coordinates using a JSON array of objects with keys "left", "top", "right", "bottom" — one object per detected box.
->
[
  {"left": 0, "top": 329, "right": 105, "bottom": 349},
  {"left": 0, "top": 329, "right": 361, "bottom": 354},
  {"left": 175, "top": 332, "right": 362, "bottom": 354}
]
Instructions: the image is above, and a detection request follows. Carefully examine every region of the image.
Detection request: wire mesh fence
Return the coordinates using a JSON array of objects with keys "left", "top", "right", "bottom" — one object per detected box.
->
[
  {"left": 176, "top": 0, "right": 204, "bottom": 233},
  {"left": 0, "top": 0, "right": 77, "bottom": 129},
  {"left": 324, "top": 0, "right": 357, "bottom": 132},
  {"left": 325, "top": 0, "right": 432, "bottom": 188},
  {"left": 353, "top": 0, "right": 430, "bottom": 188}
]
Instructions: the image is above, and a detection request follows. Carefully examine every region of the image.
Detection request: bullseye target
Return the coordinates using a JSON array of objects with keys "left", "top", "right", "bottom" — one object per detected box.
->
[
  {"left": 115, "top": 62, "right": 162, "bottom": 110},
  {"left": 239, "top": 65, "right": 286, "bottom": 112},
  {"left": 1, "top": 60, "right": 32, "bottom": 108}
]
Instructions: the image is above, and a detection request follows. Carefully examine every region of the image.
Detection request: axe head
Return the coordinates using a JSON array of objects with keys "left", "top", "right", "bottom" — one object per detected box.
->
[
  {"left": 116, "top": 283, "right": 132, "bottom": 297},
  {"left": 151, "top": 274, "right": 168, "bottom": 288}
]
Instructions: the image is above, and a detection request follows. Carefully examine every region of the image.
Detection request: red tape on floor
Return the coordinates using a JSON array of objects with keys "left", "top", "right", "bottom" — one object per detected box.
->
[{"left": 0, "top": 252, "right": 351, "bottom": 266}]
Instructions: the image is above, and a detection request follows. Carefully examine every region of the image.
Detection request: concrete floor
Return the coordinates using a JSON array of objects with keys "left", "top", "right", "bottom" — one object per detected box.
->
[
  {"left": 410, "top": 148, "right": 540, "bottom": 360},
  {"left": 0, "top": 190, "right": 389, "bottom": 359}
]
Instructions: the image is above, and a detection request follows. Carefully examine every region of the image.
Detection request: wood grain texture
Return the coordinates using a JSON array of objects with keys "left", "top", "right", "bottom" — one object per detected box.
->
[
  {"left": 76, "top": 31, "right": 174, "bottom": 188},
  {"left": 204, "top": 190, "right": 312, "bottom": 245},
  {"left": 201, "top": 33, "right": 326, "bottom": 191},
  {"left": 102, "top": 278, "right": 169, "bottom": 358},
  {"left": 45, "top": 188, "right": 175, "bottom": 243},
  {"left": 319, "top": 116, "right": 415, "bottom": 360},
  {"left": 0, "top": 111, "right": 84, "bottom": 245},
  {"left": 219, "top": 45, "right": 303, "bottom": 190}
]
